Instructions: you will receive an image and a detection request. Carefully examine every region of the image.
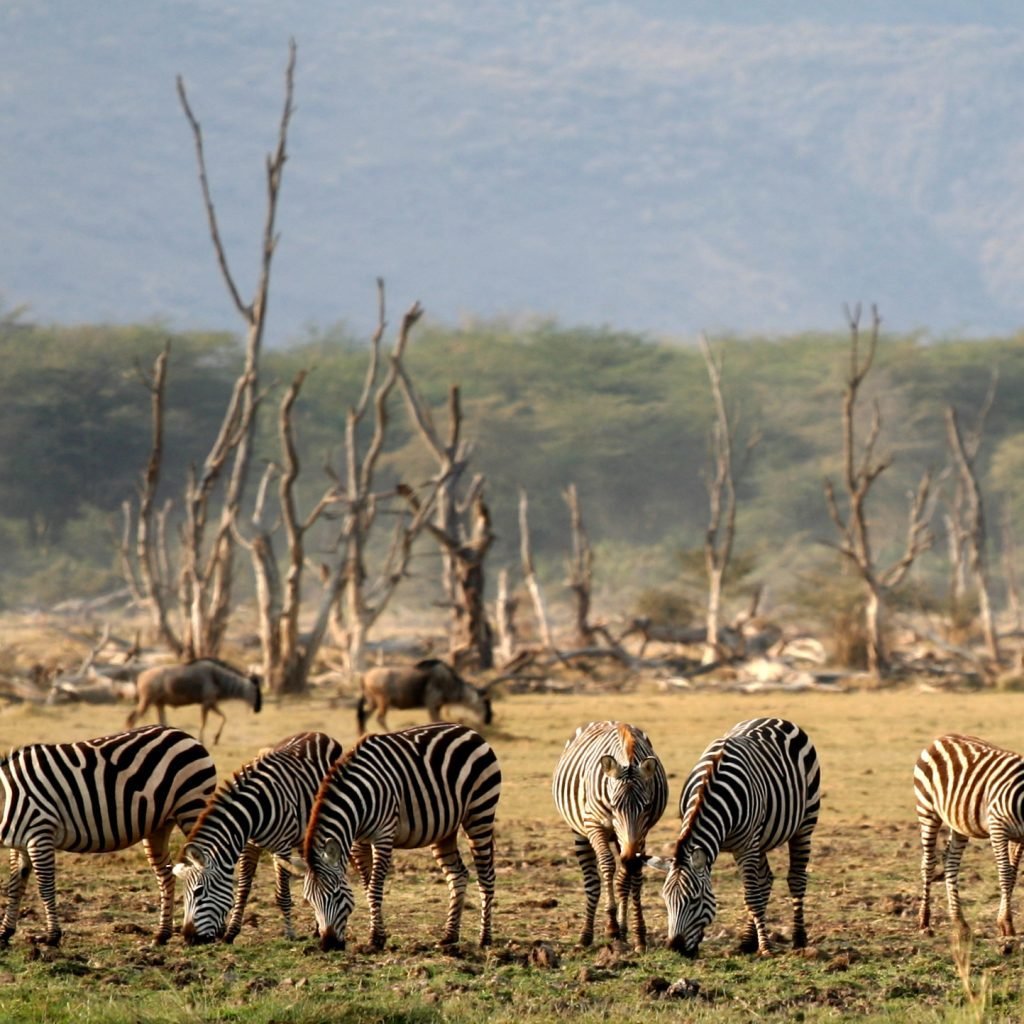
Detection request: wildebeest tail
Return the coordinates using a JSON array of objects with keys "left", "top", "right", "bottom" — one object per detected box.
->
[{"left": 356, "top": 695, "right": 369, "bottom": 733}]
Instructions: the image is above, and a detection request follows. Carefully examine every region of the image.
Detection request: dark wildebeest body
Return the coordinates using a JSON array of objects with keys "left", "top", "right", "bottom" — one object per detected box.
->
[
  {"left": 127, "top": 658, "right": 262, "bottom": 745},
  {"left": 356, "top": 659, "right": 492, "bottom": 733}
]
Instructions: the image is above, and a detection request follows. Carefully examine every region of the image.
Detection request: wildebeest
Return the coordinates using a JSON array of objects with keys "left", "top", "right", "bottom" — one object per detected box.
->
[
  {"left": 126, "top": 658, "right": 262, "bottom": 745},
  {"left": 356, "top": 658, "right": 492, "bottom": 733}
]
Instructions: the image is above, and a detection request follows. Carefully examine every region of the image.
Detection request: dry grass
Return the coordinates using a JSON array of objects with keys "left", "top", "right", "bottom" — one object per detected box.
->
[{"left": 0, "top": 683, "right": 1022, "bottom": 1021}]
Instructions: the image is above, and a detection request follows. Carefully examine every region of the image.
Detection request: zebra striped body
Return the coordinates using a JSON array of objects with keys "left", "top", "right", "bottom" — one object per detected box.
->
[
  {"left": 174, "top": 731, "right": 344, "bottom": 944},
  {"left": 652, "top": 717, "right": 820, "bottom": 958},
  {"left": 294, "top": 722, "right": 501, "bottom": 951},
  {"left": 0, "top": 725, "right": 215, "bottom": 946},
  {"left": 915, "top": 733, "right": 1024, "bottom": 942},
  {"left": 552, "top": 721, "right": 668, "bottom": 950}
]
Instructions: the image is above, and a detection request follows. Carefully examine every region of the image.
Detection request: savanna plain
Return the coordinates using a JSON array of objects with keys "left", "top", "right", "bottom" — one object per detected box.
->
[{"left": 0, "top": 686, "right": 1019, "bottom": 1023}]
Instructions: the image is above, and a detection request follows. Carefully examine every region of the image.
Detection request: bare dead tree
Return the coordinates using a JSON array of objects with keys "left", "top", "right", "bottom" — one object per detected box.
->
[
  {"left": 494, "top": 567, "right": 520, "bottom": 666},
  {"left": 1003, "top": 504, "right": 1023, "bottom": 637},
  {"left": 518, "top": 488, "right": 554, "bottom": 649},
  {"left": 563, "top": 482, "right": 595, "bottom": 646},
  {"left": 823, "top": 304, "right": 935, "bottom": 677},
  {"left": 698, "top": 334, "right": 760, "bottom": 665},
  {"left": 945, "top": 381, "right": 1000, "bottom": 662},
  {"left": 123, "top": 43, "right": 295, "bottom": 659}
]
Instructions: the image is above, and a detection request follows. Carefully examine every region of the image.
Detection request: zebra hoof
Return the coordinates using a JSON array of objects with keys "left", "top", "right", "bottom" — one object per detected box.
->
[
  {"left": 737, "top": 935, "right": 759, "bottom": 955},
  {"left": 578, "top": 932, "right": 594, "bottom": 948},
  {"left": 792, "top": 929, "right": 807, "bottom": 950},
  {"left": 369, "top": 931, "right": 386, "bottom": 952}
]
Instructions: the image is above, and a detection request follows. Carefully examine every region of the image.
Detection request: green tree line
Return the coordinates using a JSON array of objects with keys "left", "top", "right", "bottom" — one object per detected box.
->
[{"left": 3, "top": 311, "right": 1023, "bottom": 617}]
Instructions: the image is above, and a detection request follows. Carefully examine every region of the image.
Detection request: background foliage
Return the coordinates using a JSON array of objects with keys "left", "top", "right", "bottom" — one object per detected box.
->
[{"left": 3, "top": 308, "right": 1022, "bottom": 625}]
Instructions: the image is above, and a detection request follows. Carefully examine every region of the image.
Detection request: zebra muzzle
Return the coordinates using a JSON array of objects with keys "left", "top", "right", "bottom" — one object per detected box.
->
[
  {"left": 668, "top": 934, "right": 698, "bottom": 958},
  {"left": 319, "top": 928, "right": 346, "bottom": 952},
  {"left": 181, "top": 922, "right": 217, "bottom": 947}
]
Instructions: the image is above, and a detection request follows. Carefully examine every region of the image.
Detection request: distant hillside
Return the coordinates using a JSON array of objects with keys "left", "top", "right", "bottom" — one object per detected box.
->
[{"left": 4, "top": 3, "right": 1024, "bottom": 341}]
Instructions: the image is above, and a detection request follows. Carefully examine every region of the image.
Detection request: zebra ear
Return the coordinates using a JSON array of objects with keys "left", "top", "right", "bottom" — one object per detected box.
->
[
  {"left": 182, "top": 843, "right": 206, "bottom": 868},
  {"left": 644, "top": 855, "right": 673, "bottom": 874},
  {"left": 638, "top": 757, "right": 660, "bottom": 780},
  {"left": 599, "top": 754, "right": 621, "bottom": 778},
  {"left": 321, "top": 838, "right": 343, "bottom": 868},
  {"left": 171, "top": 861, "right": 189, "bottom": 878},
  {"left": 691, "top": 848, "right": 709, "bottom": 871}
]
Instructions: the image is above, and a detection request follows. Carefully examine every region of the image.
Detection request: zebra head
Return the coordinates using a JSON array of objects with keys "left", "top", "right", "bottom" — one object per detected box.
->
[
  {"left": 647, "top": 846, "right": 716, "bottom": 957},
  {"left": 299, "top": 836, "right": 355, "bottom": 951},
  {"left": 174, "top": 843, "right": 234, "bottom": 945},
  {"left": 599, "top": 753, "right": 661, "bottom": 864}
]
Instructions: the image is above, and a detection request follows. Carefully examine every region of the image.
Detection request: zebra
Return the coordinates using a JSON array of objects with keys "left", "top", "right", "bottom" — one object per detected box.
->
[
  {"left": 915, "top": 733, "right": 1024, "bottom": 946},
  {"left": 286, "top": 722, "right": 501, "bottom": 951},
  {"left": 0, "top": 724, "right": 215, "bottom": 947},
  {"left": 356, "top": 659, "right": 493, "bottom": 733},
  {"left": 552, "top": 721, "right": 669, "bottom": 951},
  {"left": 126, "top": 657, "right": 262, "bottom": 745},
  {"left": 648, "top": 717, "right": 821, "bottom": 958},
  {"left": 173, "top": 731, "right": 344, "bottom": 945}
]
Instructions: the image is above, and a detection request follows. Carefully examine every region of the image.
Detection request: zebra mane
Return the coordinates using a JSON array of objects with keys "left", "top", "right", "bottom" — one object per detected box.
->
[
  {"left": 186, "top": 754, "right": 267, "bottom": 839},
  {"left": 304, "top": 734, "right": 375, "bottom": 856},
  {"left": 616, "top": 723, "right": 637, "bottom": 762},
  {"left": 674, "top": 745, "right": 726, "bottom": 862}
]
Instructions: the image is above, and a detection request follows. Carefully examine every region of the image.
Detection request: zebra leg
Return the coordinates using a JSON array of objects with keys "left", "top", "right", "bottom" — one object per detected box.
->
[
  {"left": 143, "top": 824, "right": 175, "bottom": 945},
  {"left": 990, "top": 824, "right": 1018, "bottom": 941},
  {"left": 787, "top": 827, "right": 814, "bottom": 949},
  {"left": 431, "top": 835, "right": 470, "bottom": 946},
  {"left": 466, "top": 831, "right": 496, "bottom": 947},
  {"left": 224, "top": 841, "right": 262, "bottom": 943},
  {"left": 572, "top": 832, "right": 600, "bottom": 946},
  {"left": 917, "top": 811, "right": 941, "bottom": 933},
  {"left": 271, "top": 853, "right": 297, "bottom": 941},
  {"left": 586, "top": 828, "right": 621, "bottom": 941},
  {"left": 0, "top": 848, "right": 33, "bottom": 944},
  {"left": 736, "top": 850, "right": 774, "bottom": 955},
  {"left": 943, "top": 830, "right": 971, "bottom": 937},
  {"left": 366, "top": 842, "right": 394, "bottom": 950},
  {"left": 26, "top": 835, "right": 62, "bottom": 946},
  {"left": 624, "top": 857, "right": 647, "bottom": 952}
]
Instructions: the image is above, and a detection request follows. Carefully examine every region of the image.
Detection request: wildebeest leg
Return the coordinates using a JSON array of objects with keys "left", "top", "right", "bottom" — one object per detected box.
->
[
  {"left": 210, "top": 704, "right": 227, "bottom": 745},
  {"left": 156, "top": 704, "right": 167, "bottom": 727},
  {"left": 431, "top": 834, "right": 469, "bottom": 946},
  {"left": 375, "top": 701, "right": 389, "bottom": 731},
  {"left": 143, "top": 823, "right": 175, "bottom": 945},
  {"left": 225, "top": 841, "right": 262, "bottom": 943},
  {"left": 27, "top": 834, "right": 62, "bottom": 946},
  {"left": 0, "top": 848, "right": 33, "bottom": 945}
]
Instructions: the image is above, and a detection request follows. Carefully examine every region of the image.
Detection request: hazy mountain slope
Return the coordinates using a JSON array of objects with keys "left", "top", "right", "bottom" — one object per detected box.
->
[{"left": 3, "top": 2, "right": 1024, "bottom": 341}]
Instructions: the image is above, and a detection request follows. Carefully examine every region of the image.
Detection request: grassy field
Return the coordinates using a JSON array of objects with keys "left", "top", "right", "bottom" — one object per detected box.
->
[{"left": 0, "top": 686, "right": 1020, "bottom": 1022}]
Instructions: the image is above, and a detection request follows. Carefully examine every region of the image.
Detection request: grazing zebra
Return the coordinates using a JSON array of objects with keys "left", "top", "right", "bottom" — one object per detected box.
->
[
  {"left": 552, "top": 721, "right": 669, "bottom": 951},
  {"left": 915, "top": 733, "right": 1024, "bottom": 944},
  {"left": 287, "top": 722, "right": 501, "bottom": 951},
  {"left": 356, "top": 659, "right": 493, "bottom": 733},
  {"left": 648, "top": 717, "right": 821, "bottom": 958},
  {"left": 0, "top": 725, "right": 215, "bottom": 947},
  {"left": 173, "top": 731, "right": 344, "bottom": 945},
  {"left": 126, "top": 657, "right": 262, "bottom": 745}
]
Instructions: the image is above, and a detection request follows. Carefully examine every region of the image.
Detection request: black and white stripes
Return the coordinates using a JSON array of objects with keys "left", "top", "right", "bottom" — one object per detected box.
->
[
  {"left": 915, "top": 733, "right": 1024, "bottom": 944},
  {"left": 174, "top": 731, "right": 344, "bottom": 944},
  {"left": 650, "top": 717, "right": 821, "bottom": 958},
  {"left": 294, "top": 722, "right": 501, "bottom": 951},
  {"left": 0, "top": 725, "right": 216, "bottom": 947},
  {"left": 552, "top": 721, "right": 668, "bottom": 950}
]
